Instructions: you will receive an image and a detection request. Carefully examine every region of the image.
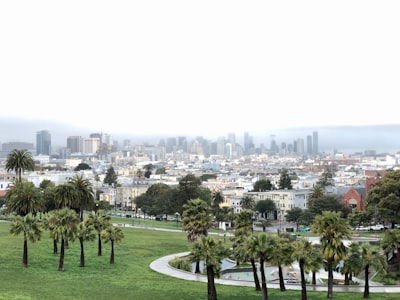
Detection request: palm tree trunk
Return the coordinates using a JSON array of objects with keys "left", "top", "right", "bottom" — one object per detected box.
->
[
  {"left": 195, "top": 260, "right": 201, "bottom": 273},
  {"left": 250, "top": 258, "right": 261, "bottom": 291},
  {"left": 312, "top": 271, "right": 316, "bottom": 285},
  {"left": 260, "top": 259, "right": 268, "bottom": 300},
  {"left": 397, "top": 247, "right": 400, "bottom": 271},
  {"left": 110, "top": 240, "right": 115, "bottom": 264},
  {"left": 327, "top": 259, "right": 333, "bottom": 298},
  {"left": 58, "top": 238, "right": 65, "bottom": 271},
  {"left": 98, "top": 233, "right": 102, "bottom": 256},
  {"left": 79, "top": 238, "right": 85, "bottom": 267},
  {"left": 22, "top": 239, "right": 28, "bottom": 267},
  {"left": 344, "top": 272, "right": 350, "bottom": 285},
  {"left": 278, "top": 265, "right": 286, "bottom": 291},
  {"left": 299, "top": 259, "right": 307, "bottom": 300},
  {"left": 363, "top": 265, "right": 370, "bottom": 298},
  {"left": 53, "top": 239, "right": 58, "bottom": 254},
  {"left": 206, "top": 265, "right": 217, "bottom": 300}
]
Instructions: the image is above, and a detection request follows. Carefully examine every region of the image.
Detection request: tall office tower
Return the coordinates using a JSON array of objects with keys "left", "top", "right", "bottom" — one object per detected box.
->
[
  {"left": 297, "top": 138, "right": 305, "bottom": 155},
  {"left": 82, "top": 137, "right": 101, "bottom": 154},
  {"left": 270, "top": 134, "right": 278, "bottom": 155},
  {"left": 36, "top": 130, "right": 51, "bottom": 155},
  {"left": 216, "top": 136, "right": 226, "bottom": 156},
  {"left": 312, "top": 131, "right": 319, "bottom": 156},
  {"left": 281, "top": 142, "right": 287, "bottom": 155},
  {"left": 306, "top": 135, "right": 312, "bottom": 155},
  {"left": 243, "top": 132, "right": 254, "bottom": 155},
  {"left": 225, "top": 143, "right": 232, "bottom": 160},
  {"left": 67, "top": 136, "right": 83, "bottom": 153},
  {"left": 227, "top": 132, "right": 236, "bottom": 156},
  {"left": 177, "top": 136, "right": 187, "bottom": 152},
  {"left": 166, "top": 137, "right": 177, "bottom": 153}
]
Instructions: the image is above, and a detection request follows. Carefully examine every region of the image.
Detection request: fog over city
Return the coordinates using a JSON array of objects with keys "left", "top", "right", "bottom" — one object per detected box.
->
[{"left": 1, "top": 117, "right": 400, "bottom": 155}]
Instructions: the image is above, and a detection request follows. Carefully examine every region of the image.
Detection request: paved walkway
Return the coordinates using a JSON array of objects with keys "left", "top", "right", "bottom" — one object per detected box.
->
[{"left": 150, "top": 252, "right": 400, "bottom": 294}]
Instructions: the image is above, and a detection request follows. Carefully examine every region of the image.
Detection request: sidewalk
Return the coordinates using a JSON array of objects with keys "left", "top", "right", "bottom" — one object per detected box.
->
[{"left": 150, "top": 252, "right": 400, "bottom": 294}]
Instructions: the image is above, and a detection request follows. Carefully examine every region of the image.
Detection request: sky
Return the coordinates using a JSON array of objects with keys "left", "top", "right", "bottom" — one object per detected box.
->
[{"left": 1, "top": 1, "right": 400, "bottom": 140}]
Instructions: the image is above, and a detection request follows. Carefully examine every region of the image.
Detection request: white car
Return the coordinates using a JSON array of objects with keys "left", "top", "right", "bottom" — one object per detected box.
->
[{"left": 370, "top": 224, "right": 387, "bottom": 231}]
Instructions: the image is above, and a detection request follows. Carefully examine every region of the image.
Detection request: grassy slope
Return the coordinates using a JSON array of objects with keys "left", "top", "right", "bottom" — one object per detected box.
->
[{"left": 0, "top": 221, "right": 398, "bottom": 300}]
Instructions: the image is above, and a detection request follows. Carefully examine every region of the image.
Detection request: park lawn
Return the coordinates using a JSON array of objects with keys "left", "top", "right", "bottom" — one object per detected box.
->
[{"left": 0, "top": 221, "right": 398, "bottom": 300}]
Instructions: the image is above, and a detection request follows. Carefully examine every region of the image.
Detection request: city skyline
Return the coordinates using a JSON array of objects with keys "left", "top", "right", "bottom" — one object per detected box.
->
[{"left": 2, "top": 117, "right": 400, "bottom": 155}]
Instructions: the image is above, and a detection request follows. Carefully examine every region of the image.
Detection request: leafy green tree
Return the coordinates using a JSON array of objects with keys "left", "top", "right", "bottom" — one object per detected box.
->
[
  {"left": 86, "top": 209, "right": 112, "bottom": 256},
  {"left": 246, "top": 233, "right": 278, "bottom": 300},
  {"left": 253, "top": 179, "right": 273, "bottom": 192},
  {"left": 311, "top": 211, "right": 352, "bottom": 299},
  {"left": 9, "top": 215, "right": 42, "bottom": 267},
  {"left": 367, "top": 169, "right": 400, "bottom": 225},
  {"left": 359, "top": 243, "right": 387, "bottom": 298},
  {"left": 143, "top": 163, "right": 154, "bottom": 178},
  {"left": 255, "top": 199, "right": 276, "bottom": 220},
  {"left": 46, "top": 208, "right": 80, "bottom": 271},
  {"left": 190, "top": 236, "right": 230, "bottom": 300},
  {"left": 307, "top": 194, "right": 351, "bottom": 218},
  {"left": 182, "top": 199, "right": 212, "bottom": 273},
  {"left": 278, "top": 169, "right": 292, "bottom": 190},
  {"left": 101, "top": 225, "right": 124, "bottom": 264},
  {"left": 306, "top": 243, "right": 323, "bottom": 285},
  {"left": 6, "top": 149, "right": 35, "bottom": 182},
  {"left": 70, "top": 174, "right": 95, "bottom": 221},
  {"left": 74, "top": 163, "right": 91, "bottom": 171},
  {"left": 285, "top": 207, "right": 303, "bottom": 231},
  {"left": 241, "top": 195, "right": 255, "bottom": 210},
  {"left": 5, "top": 180, "right": 43, "bottom": 216},
  {"left": 76, "top": 221, "right": 96, "bottom": 267},
  {"left": 317, "top": 166, "right": 335, "bottom": 187},
  {"left": 103, "top": 165, "right": 118, "bottom": 187},
  {"left": 155, "top": 167, "right": 166, "bottom": 175}
]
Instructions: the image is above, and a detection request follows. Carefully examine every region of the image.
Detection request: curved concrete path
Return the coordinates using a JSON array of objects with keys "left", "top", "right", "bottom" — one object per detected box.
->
[{"left": 150, "top": 252, "right": 400, "bottom": 294}]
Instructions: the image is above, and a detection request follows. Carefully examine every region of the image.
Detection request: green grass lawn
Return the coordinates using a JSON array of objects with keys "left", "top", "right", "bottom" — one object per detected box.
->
[{"left": 0, "top": 221, "right": 399, "bottom": 300}]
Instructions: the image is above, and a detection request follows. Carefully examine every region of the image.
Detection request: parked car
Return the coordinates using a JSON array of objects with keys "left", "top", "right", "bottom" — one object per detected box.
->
[
  {"left": 297, "top": 226, "right": 310, "bottom": 232},
  {"left": 370, "top": 224, "right": 387, "bottom": 231},
  {"left": 353, "top": 225, "right": 370, "bottom": 231}
]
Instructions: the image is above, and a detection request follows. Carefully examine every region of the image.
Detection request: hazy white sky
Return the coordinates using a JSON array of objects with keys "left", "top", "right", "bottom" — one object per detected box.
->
[{"left": 1, "top": 1, "right": 399, "bottom": 138}]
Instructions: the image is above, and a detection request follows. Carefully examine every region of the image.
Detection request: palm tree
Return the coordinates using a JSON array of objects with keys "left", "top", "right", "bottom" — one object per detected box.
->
[
  {"left": 54, "top": 182, "right": 77, "bottom": 209},
  {"left": 190, "top": 236, "right": 229, "bottom": 300},
  {"left": 70, "top": 174, "right": 95, "bottom": 221},
  {"left": 5, "top": 149, "right": 35, "bottom": 182},
  {"left": 9, "top": 215, "right": 42, "bottom": 267},
  {"left": 86, "top": 209, "right": 111, "bottom": 256},
  {"left": 311, "top": 211, "right": 352, "bottom": 299},
  {"left": 306, "top": 244, "right": 323, "bottom": 285},
  {"left": 76, "top": 221, "right": 96, "bottom": 267},
  {"left": 246, "top": 233, "right": 278, "bottom": 300},
  {"left": 359, "top": 243, "right": 387, "bottom": 298},
  {"left": 292, "top": 238, "right": 315, "bottom": 300},
  {"left": 182, "top": 198, "right": 212, "bottom": 273},
  {"left": 341, "top": 242, "right": 363, "bottom": 285},
  {"left": 269, "top": 236, "right": 295, "bottom": 292},
  {"left": 241, "top": 195, "right": 255, "bottom": 210},
  {"left": 232, "top": 210, "right": 261, "bottom": 291},
  {"left": 380, "top": 229, "right": 400, "bottom": 270},
  {"left": 5, "top": 180, "right": 43, "bottom": 216},
  {"left": 101, "top": 225, "right": 124, "bottom": 264},
  {"left": 46, "top": 208, "right": 79, "bottom": 271}
]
